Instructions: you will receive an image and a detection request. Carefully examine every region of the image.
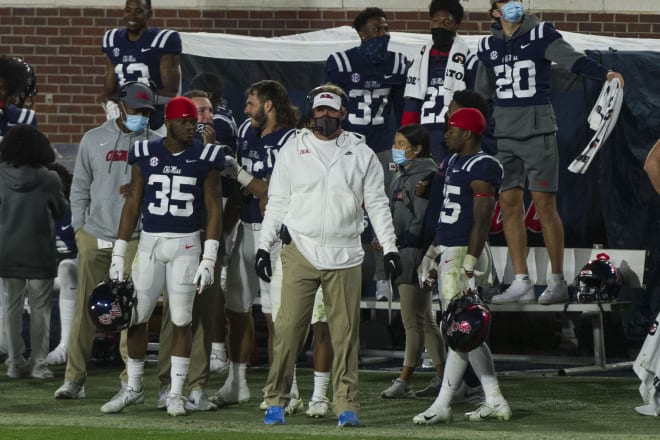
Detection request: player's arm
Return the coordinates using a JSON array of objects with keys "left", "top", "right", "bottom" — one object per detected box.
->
[
  {"left": 158, "top": 53, "right": 181, "bottom": 98},
  {"left": 644, "top": 139, "right": 660, "bottom": 194},
  {"left": 116, "top": 164, "right": 145, "bottom": 242},
  {"left": 401, "top": 97, "right": 422, "bottom": 126},
  {"left": 203, "top": 169, "right": 223, "bottom": 241},
  {"left": 101, "top": 58, "right": 118, "bottom": 104},
  {"left": 465, "top": 179, "right": 496, "bottom": 267}
]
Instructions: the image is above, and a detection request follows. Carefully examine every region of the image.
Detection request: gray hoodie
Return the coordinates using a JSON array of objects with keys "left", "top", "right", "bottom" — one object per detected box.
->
[
  {"left": 70, "top": 119, "right": 159, "bottom": 242},
  {"left": 0, "top": 164, "right": 68, "bottom": 278}
]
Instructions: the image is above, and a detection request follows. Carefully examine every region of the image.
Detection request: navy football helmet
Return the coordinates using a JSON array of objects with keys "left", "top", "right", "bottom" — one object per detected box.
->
[
  {"left": 441, "top": 294, "right": 491, "bottom": 352},
  {"left": 88, "top": 279, "right": 136, "bottom": 332},
  {"left": 575, "top": 253, "right": 622, "bottom": 303},
  {"left": 12, "top": 57, "right": 37, "bottom": 108}
]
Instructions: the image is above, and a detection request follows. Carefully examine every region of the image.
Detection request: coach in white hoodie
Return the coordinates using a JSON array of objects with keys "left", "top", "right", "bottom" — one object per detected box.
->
[{"left": 256, "top": 84, "right": 401, "bottom": 427}]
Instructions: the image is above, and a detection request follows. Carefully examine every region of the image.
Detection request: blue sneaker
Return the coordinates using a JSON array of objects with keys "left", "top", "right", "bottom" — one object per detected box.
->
[
  {"left": 264, "top": 406, "right": 285, "bottom": 425},
  {"left": 337, "top": 410, "right": 362, "bottom": 428}
]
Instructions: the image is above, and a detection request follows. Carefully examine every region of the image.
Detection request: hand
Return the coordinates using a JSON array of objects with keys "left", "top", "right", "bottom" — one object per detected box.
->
[
  {"left": 220, "top": 155, "right": 239, "bottom": 180},
  {"left": 193, "top": 258, "right": 215, "bottom": 293},
  {"left": 109, "top": 255, "right": 124, "bottom": 281},
  {"left": 384, "top": 252, "right": 402, "bottom": 280},
  {"left": 459, "top": 267, "right": 477, "bottom": 295},
  {"left": 201, "top": 124, "right": 216, "bottom": 144},
  {"left": 371, "top": 238, "right": 382, "bottom": 252},
  {"left": 255, "top": 248, "right": 272, "bottom": 282},
  {"left": 606, "top": 70, "right": 624, "bottom": 88},
  {"left": 415, "top": 178, "right": 431, "bottom": 198},
  {"left": 119, "top": 183, "right": 130, "bottom": 198},
  {"left": 417, "top": 245, "right": 439, "bottom": 287}
]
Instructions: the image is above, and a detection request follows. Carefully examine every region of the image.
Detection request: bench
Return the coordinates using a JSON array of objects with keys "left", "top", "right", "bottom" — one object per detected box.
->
[{"left": 360, "top": 247, "right": 647, "bottom": 375}]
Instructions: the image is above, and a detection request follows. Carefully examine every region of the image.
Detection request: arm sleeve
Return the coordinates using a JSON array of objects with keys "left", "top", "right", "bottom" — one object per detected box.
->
[
  {"left": 474, "top": 61, "right": 496, "bottom": 101},
  {"left": 258, "top": 147, "right": 291, "bottom": 251},
  {"left": 546, "top": 38, "right": 607, "bottom": 81},
  {"left": 401, "top": 97, "right": 422, "bottom": 126},
  {"left": 69, "top": 135, "right": 92, "bottom": 231}
]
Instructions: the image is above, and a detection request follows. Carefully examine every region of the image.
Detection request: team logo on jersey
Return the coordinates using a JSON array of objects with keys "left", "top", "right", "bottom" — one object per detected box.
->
[
  {"left": 149, "top": 156, "right": 159, "bottom": 167},
  {"left": 113, "top": 48, "right": 120, "bottom": 57},
  {"left": 490, "top": 50, "right": 499, "bottom": 61},
  {"left": 351, "top": 73, "right": 361, "bottom": 83}
]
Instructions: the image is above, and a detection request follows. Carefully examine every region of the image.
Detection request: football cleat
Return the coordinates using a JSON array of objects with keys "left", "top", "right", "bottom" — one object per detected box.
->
[
  {"left": 45, "top": 343, "right": 68, "bottom": 365},
  {"left": 54, "top": 381, "right": 85, "bottom": 399},
  {"left": 209, "top": 351, "right": 229, "bottom": 374},
  {"left": 166, "top": 393, "right": 188, "bottom": 417},
  {"left": 464, "top": 400, "right": 511, "bottom": 421},
  {"left": 185, "top": 390, "right": 217, "bottom": 411},
  {"left": 31, "top": 361, "right": 54, "bottom": 379},
  {"left": 306, "top": 397, "right": 330, "bottom": 418},
  {"left": 213, "top": 379, "right": 250, "bottom": 405},
  {"left": 100, "top": 387, "right": 144, "bottom": 414},
  {"left": 156, "top": 387, "right": 169, "bottom": 409},
  {"left": 412, "top": 406, "right": 451, "bottom": 425},
  {"left": 285, "top": 394, "right": 304, "bottom": 415}
]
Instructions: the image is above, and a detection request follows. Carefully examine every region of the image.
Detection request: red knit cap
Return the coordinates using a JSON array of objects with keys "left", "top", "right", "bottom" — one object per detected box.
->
[
  {"left": 165, "top": 96, "right": 198, "bottom": 120},
  {"left": 448, "top": 107, "right": 487, "bottom": 135}
]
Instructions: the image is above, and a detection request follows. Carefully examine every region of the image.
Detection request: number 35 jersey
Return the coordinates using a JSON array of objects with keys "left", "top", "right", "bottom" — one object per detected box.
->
[
  {"left": 102, "top": 27, "right": 182, "bottom": 90},
  {"left": 435, "top": 152, "right": 503, "bottom": 247},
  {"left": 130, "top": 138, "right": 225, "bottom": 234}
]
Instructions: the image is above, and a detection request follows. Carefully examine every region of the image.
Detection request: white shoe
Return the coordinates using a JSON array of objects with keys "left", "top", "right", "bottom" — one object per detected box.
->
[
  {"left": 100, "top": 387, "right": 144, "bottom": 414},
  {"left": 375, "top": 279, "right": 391, "bottom": 301},
  {"left": 209, "top": 351, "right": 229, "bottom": 374},
  {"left": 451, "top": 381, "right": 484, "bottom": 404},
  {"left": 634, "top": 403, "right": 660, "bottom": 417},
  {"left": 285, "top": 393, "right": 304, "bottom": 415},
  {"left": 6, "top": 356, "right": 31, "bottom": 379},
  {"left": 381, "top": 378, "right": 415, "bottom": 399},
  {"left": 45, "top": 343, "right": 67, "bottom": 365},
  {"left": 538, "top": 279, "right": 569, "bottom": 305},
  {"left": 212, "top": 379, "right": 250, "bottom": 405},
  {"left": 412, "top": 405, "right": 451, "bottom": 425},
  {"left": 31, "top": 361, "right": 54, "bottom": 379},
  {"left": 259, "top": 400, "right": 268, "bottom": 410},
  {"left": 185, "top": 390, "right": 217, "bottom": 411},
  {"left": 491, "top": 277, "right": 535, "bottom": 304},
  {"left": 54, "top": 381, "right": 85, "bottom": 399},
  {"left": 156, "top": 387, "right": 169, "bottom": 409},
  {"left": 166, "top": 393, "right": 188, "bottom": 416},
  {"left": 306, "top": 397, "right": 330, "bottom": 418},
  {"left": 465, "top": 400, "right": 511, "bottom": 421}
]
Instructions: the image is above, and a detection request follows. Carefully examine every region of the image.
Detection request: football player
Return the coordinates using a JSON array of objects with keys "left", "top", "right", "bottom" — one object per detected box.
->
[
  {"left": 188, "top": 72, "right": 238, "bottom": 152},
  {"left": 101, "top": 0, "right": 182, "bottom": 130},
  {"left": 325, "top": 6, "right": 408, "bottom": 303},
  {"left": 54, "top": 82, "right": 158, "bottom": 400},
  {"left": 414, "top": 107, "right": 510, "bottom": 424},
  {"left": 0, "top": 56, "right": 37, "bottom": 142},
  {"left": 402, "top": 0, "right": 478, "bottom": 162},
  {"left": 100, "top": 96, "right": 224, "bottom": 417},
  {"left": 477, "top": 0, "right": 624, "bottom": 305},
  {"left": 211, "top": 80, "right": 297, "bottom": 407}
]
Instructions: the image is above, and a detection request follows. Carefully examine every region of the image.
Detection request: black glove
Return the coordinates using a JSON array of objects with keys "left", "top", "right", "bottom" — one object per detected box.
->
[
  {"left": 384, "top": 252, "right": 402, "bottom": 280},
  {"left": 255, "top": 248, "right": 272, "bottom": 282}
]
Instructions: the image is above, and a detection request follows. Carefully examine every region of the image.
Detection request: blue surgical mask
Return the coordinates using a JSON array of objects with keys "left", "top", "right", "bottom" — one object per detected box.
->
[
  {"left": 392, "top": 148, "right": 410, "bottom": 166},
  {"left": 501, "top": 1, "right": 524, "bottom": 23},
  {"left": 359, "top": 35, "right": 391, "bottom": 64},
  {"left": 124, "top": 114, "right": 149, "bottom": 132}
]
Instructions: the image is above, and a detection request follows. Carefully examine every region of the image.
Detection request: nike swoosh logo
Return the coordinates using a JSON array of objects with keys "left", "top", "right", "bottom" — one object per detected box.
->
[
  {"left": 423, "top": 415, "right": 435, "bottom": 421},
  {"left": 186, "top": 159, "right": 197, "bottom": 163},
  {"left": 444, "top": 259, "right": 455, "bottom": 264},
  {"left": 61, "top": 225, "right": 72, "bottom": 231},
  {"left": 384, "top": 74, "right": 393, "bottom": 79},
  {"left": 100, "top": 142, "right": 109, "bottom": 147},
  {"left": 141, "top": 48, "right": 152, "bottom": 52},
  {"left": 185, "top": 244, "right": 194, "bottom": 249},
  {"left": 521, "top": 43, "right": 531, "bottom": 49}
]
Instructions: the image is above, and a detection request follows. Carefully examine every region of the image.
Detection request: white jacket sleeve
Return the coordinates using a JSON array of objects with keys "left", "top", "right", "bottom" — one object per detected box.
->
[
  {"left": 259, "top": 146, "right": 290, "bottom": 251},
  {"left": 362, "top": 150, "right": 397, "bottom": 255}
]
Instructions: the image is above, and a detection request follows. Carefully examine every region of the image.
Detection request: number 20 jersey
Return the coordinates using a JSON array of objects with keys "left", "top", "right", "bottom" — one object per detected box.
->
[
  {"left": 102, "top": 27, "right": 182, "bottom": 90},
  {"left": 435, "top": 152, "right": 503, "bottom": 247},
  {"left": 130, "top": 138, "right": 225, "bottom": 234}
]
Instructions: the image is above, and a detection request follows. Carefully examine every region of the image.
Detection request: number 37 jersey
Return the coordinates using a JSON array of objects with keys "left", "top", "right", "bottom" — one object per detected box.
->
[
  {"left": 435, "top": 152, "right": 503, "bottom": 247},
  {"left": 130, "top": 138, "right": 225, "bottom": 234}
]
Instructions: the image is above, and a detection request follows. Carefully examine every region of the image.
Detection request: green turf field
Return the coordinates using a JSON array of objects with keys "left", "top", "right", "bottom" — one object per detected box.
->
[{"left": 0, "top": 364, "right": 656, "bottom": 440}]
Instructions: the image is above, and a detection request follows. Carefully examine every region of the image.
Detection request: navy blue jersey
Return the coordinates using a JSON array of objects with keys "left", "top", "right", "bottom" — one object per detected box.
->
[
  {"left": 130, "top": 138, "right": 224, "bottom": 234},
  {"left": 0, "top": 105, "right": 37, "bottom": 140},
  {"left": 236, "top": 120, "right": 296, "bottom": 223},
  {"left": 325, "top": 47, "right": 408, "bottom": 153},
  {"left": 214, "top": 100, "right": 238, "bottom": 151},
  {"left": 102, "top": 27, "right": 182, "bottom": 91},
  {"left": 477, "top": 22, "right": 561, "bottom": 107},
  {"left": 435, "top": 152, "right": 503, "bottom": 247}
]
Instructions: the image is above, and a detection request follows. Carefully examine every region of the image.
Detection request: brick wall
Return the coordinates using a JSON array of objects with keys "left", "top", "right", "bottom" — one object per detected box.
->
[{"left": 1, "top": 7, "right": 658, "bottom": 144}]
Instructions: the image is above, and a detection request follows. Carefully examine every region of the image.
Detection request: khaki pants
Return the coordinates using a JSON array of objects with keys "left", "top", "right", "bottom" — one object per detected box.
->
[
  {"left": 264, "top": 243, "right": 362, "bottom": 415},
  {"left": 64, "top": 228, "right": 137, "bottom": 385},
  {"left": 398, "top": 283, "right": 445, "bottom": 368}
]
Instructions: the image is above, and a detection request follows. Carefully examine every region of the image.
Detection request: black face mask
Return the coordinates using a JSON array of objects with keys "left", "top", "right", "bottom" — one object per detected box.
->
[
  {"left": 431, "top": 27, "right": 456, "bottom": 51},
  {"left": 312, "top": 115, "right": 341, "bottom": 138}
]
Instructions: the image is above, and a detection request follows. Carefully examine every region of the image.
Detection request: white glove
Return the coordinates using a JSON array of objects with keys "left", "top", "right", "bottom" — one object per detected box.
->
[
  {"left": 193, "top": 239, "right": 220, "bottom": 293},
  {"left": 109, "top": 239, "right": 128, "bottom": 280},
  {"left": 459, "top": 254, "right": 478, "bottom": 295},
  {"left": 417, "top": 244, "right": 439, "bottom": 288},
  {"left": 193, "top": 259, "right": 215, "bottom": 293},
  {"left": 104, "top": 101, "right": 121, "bottom": 121},
  {"left": 220, "top": 155, "right": 239, "bottom": 179}
]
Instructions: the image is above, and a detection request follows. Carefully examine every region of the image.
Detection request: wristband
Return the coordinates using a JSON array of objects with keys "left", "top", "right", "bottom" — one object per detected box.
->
[
  {"left": 112, "top": 239, "right": 128, "bottom": 257},
  {"left": 202, "top": 239, "right": 220, "bottom": 262},
  {"left": 236, "top": 168, "right": 255, "bottom": 187},
  {"left": 463, "top": 254, "right": 477, "bottom": 273}
]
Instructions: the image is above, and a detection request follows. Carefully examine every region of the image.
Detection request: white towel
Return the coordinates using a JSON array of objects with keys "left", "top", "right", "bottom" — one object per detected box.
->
[
  {"left": 633, "top": 312, "right": 660, "bottom": 408},
  {"left": 404, "top": 35, "right": 474, "bottom": 113}
]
